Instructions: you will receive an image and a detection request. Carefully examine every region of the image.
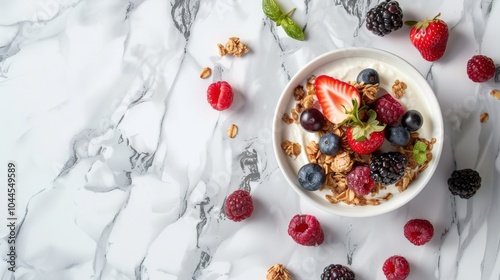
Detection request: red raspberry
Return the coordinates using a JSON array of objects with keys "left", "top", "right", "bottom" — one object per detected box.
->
[
  {"left": 287, "top": 214, "right": 324, "bottom": 246},
  {"left": 467, "top": 55, "right": 496, "bottom": 83},
  {"left": 382, "top": 255, "right": 410, "bottom": 280},
  {"left": 404, "top": 219, "right": 434, "bottom": 246},
  {"left": 346, "top": 166, "right": 375, "bottom": 195},
  {"left": 373, "top": 94, "right": 404, "bottom": 125},
  {"left": 224, "top": 190, "right": 253, "bottom": 222},
  {"left": 207, "top": 81, "right": 234, "bottom": 111}
]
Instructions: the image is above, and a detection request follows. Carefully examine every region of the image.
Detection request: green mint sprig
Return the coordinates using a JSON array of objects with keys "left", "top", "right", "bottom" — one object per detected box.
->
[
  {"left": 413, "top": 141, "right": 428, "bottom": 164},
  {"left": 262, "top": 0, "right": 305, "bottom": 41}
]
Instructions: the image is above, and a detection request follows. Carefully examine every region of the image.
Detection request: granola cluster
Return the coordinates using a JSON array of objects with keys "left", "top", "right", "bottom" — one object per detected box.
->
[
  {"left": 218, "top": 37, "right": 249, "bottom": 57},
  {"left": 281, "top": 76, "right": 435, "bottom": 206}
]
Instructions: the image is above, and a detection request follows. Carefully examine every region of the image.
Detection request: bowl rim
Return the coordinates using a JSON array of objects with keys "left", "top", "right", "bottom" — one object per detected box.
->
[{"left": 272, "top": 47, "right": 444, "bottom": 217}]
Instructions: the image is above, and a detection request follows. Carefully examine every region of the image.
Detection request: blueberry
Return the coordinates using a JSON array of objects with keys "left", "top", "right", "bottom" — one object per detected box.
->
[
  {"left": 356, "top": 68, "right": 380, "bottom": 85},
  {"left": 401, "top": 110, "right": 423, "bottom": 131},
  {"left": 385, "top": 126, "right": 410, "bottom": 146},
  {"left": 319, "top": 133, "right": 341, "bottom": 155},
  {"left": 298, "top": 163, "right": 325, "bottom": 191}
]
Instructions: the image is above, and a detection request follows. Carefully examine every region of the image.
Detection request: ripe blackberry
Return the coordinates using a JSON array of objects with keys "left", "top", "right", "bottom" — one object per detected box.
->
[
  {"left": 370, "top": 152, "right": 407, "bottom": 185},
  {"left": 447, "top": 169, "right": 482, "bottom": 199},
  {"left": 365, "top": 0, "right": 404, "bottom": 36},
  {"left": 320, "top": 264, "right": 355, "bottom": 280}
]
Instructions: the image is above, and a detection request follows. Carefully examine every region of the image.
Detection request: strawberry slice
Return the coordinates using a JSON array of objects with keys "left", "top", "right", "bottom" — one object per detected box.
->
[{"left": 315, "top": 75, "right": 361, "bottom": 124}]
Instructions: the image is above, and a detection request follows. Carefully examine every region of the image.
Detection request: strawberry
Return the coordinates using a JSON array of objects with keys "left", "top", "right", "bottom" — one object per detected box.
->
[
  {"left": 406, "top": 13, "right": 449, "bottom": 62},
  {"left": 347, "top": 126, "right": 385, "bottom": 155},
  {"left": 315, "top": 75, "right": 361, "bottom": 124}
]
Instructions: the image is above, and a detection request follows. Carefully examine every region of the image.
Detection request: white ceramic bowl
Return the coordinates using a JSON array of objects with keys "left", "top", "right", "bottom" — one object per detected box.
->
[{"left": 272, "top": 47, "right": 444, "bottom": 217}]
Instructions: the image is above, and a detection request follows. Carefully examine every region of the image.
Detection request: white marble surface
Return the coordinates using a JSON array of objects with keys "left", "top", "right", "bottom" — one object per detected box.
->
[{"left": 1, "top": 0, "right": 500, "bottom": 279}]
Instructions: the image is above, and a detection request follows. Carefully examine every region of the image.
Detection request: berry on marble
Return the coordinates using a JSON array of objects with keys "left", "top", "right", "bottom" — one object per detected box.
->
[
  {"left": 319, "top": 132, "right": 341, "bottom": 156},
  {"left": 346, "top": 166, "right": 375, "bottom": 196},
  {"left": 298, "top": 163, "right": 326, "bottom": 191},
  {"left": 382, "top": 255, "right": 410, "bottom": 280},
  {"left": 373, "top": 94, "right": 405, "bottom": 125},
  {"left": 300, "top": 108, "right": 326, "bottom": 132},
  {"left": 320, "top": 264, "right": 356, "bottom": 280},
  {"left": 406, "top": 13, "right": 449, "bottom": 62},
  {"left": 385, "top": 125, "right": 410, "bottom": 146},
  {"left": 401, "top": 110, "right": 423, "bottom": 132},
  {"left": 447, "top": 169, "right": 482, "bottom": 199},
  {"left": 287, "top": 214, "right": 324, "bottom": 246},
  {"left": 466, "top": 55, "right": 496, "bottom": 83},
  {"left": 224, "top": 190, "right": 253, "bottom": 222},
  {"left": 207, "top": 81, "right": 234, "bottom": 111},
  {"left": 365, "top": 0, "right": 404, "bottom": 37},
  {"left": 357, "top": 68, "right": 380, "bottom": 85},
  {"left": 404, "top": 219, "right": 434, "bottom": 246}
]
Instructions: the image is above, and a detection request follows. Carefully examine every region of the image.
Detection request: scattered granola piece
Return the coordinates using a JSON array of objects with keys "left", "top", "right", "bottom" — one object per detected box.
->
[
  {"left": 227, "top": 124, "right": 238, "bottom": 138},
  {"left": 490, "top": 89, "right": 500, "bottom": 100},
  {"left": 480, "top": 112, "right": 489, "bottom": 123},
  {"left": 266, "top": 264, "right": 292, "bottom": 280},
  {"left": 392, "top": 79, "right": 407, "bottom": 99},
  {"left": 351, "top": 82, "right": 379, "bottom": 105},
  {"left": 300, "top": 95, "right": 315, "bottom": 109},
  {"left": 200, "top": 67, "right": 211, "bottom": 79},
  {"left": 282, "top": 113, "right": 294, "bottom": 124},
  {"left": 294, "top": 85, "right": 306, "bottom": 101},
  {"left": 218, "top": 37, "right": 249, "bottom": 57},
  {"left": 281, "top": 140, "right": 301, "bottom": 159}
]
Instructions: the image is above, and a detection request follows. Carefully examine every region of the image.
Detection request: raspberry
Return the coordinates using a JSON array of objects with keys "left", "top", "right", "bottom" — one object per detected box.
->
[
  {"left": 467, "top": 55, "right": 496, "bottom": 83},
  {"left": 373, "top": 94, "right": 405, "bottom": 125},
  {"left": 382, "top": 255, "right": 410, "bottom": 280},
  {"left": 207, "top": 81, "right": 234, "bottom": 110},
  {"left": 404, "top": 219, "right": 434, "bottom": 246},
  {"left": 287, "top": 214, "right": 324, "bottom": 246},
  {"left": 447, "top": 169, "right": 482, "bottom": 199},
  {"left": 320, "top": 264, "right": 355, "bottom": 280},
  {"left": 346, "top": 166, "right": 375, "bottom": 195},
  {"left": 224, "top": 190, "right": 253, "bottom": 222}
]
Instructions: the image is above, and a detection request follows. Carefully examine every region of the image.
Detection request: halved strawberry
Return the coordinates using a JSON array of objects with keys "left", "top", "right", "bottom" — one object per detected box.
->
[{"left": 315, "top": 75, "right": 361, "bottom": 124}]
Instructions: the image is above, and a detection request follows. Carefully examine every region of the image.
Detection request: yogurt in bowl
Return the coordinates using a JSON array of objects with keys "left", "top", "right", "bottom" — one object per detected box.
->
[{"left": 272, "top": 47, "right": 443, "bottom": 217}]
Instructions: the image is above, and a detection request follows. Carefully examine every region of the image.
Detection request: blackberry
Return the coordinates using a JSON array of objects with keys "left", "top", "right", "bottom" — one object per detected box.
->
[
  {"left": 370, "top": 152, "right": 407, "bottom": 185},
  {"left": 320, "top": 264, "right": 355, "bottom": 280},
  {"left": 365, "top": 0, "right": 404, "bottom": 36},
  {"left": 447, "top": 169, "right": 482, "bottom": 199}
]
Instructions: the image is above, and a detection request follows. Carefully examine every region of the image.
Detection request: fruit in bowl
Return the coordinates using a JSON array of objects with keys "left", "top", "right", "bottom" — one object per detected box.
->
[{"left": 272, "top": 48, "right": 443, "bottom": 217}]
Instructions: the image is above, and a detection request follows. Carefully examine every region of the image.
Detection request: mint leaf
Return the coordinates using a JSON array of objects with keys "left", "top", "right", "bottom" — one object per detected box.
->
[
  {"left": 262, "top": 0, "right": 283, "bottom": 22},
  {"left": 262, "top": 0, "right": 305, "bottom": 41},
  {"left": 414, "top": 141, "right": 427, "bottom": 152},
  {"left": 414, "top": 152, "right": 427, "bottom": 164},
  {"left": 280, "top": 17, "right": 305, "bottom": 41},
  {"left": 413, "top": 141, "right": 428, "bottom": 164}
]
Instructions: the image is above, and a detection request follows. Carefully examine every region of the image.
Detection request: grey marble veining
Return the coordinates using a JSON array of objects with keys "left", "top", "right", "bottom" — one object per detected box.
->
[{"left": 1, "top": 0, "right": 500, "bottom": 279}]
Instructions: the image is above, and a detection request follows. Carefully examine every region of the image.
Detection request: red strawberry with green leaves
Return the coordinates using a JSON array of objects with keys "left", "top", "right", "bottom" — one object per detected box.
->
[
  {"left": 406, "top": 13, "right": 449, "bottom": 62},
  {"left": 314, "top": 75, "right": 361, "bottom": 124},
  {"left": 346, "top": 108, "right": 386, "bottom": 154}
]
